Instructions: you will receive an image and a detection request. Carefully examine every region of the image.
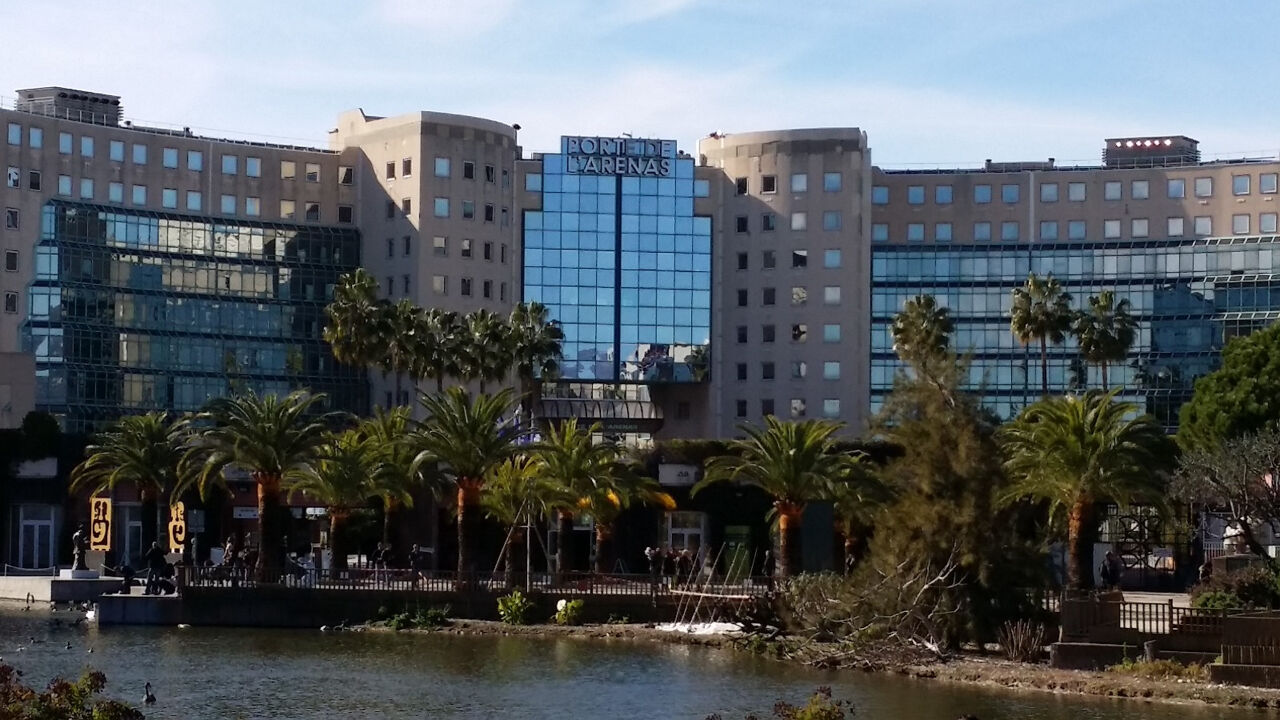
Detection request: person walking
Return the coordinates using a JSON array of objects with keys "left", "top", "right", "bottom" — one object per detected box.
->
[{"left": 143, "top": 542, "right": 167, "bottom": 596}]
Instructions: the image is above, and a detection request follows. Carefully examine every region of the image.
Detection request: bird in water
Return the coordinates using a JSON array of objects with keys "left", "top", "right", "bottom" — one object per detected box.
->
[
  {"left": 64, "top": 642, "right": 72, "bottom": 650},
  {"left": 86, "top": 647, "right": 94, "bottom": 654},
  {"left": 143, "top": 682, "right": 156, "bottom": 705}
]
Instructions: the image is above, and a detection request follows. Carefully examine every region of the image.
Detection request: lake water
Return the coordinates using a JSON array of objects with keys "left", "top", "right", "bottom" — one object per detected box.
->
[{"left": 0, "top": 603, "right": 1266, "bottom": 719}]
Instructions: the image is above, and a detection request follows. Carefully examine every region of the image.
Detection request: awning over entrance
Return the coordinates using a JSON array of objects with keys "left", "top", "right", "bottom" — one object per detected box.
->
[{"left": 536, "top": 397, "right": 664, "bottom": 433}]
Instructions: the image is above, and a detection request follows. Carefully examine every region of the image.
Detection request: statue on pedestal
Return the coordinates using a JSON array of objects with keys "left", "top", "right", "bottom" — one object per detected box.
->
[{"left": 71, "top": 523, "right": 89, "bottom": 571}]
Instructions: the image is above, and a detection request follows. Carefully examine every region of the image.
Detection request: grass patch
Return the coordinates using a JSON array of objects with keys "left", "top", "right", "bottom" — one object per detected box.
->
[{"left": 1108, "top": 657, "right": 1208, "bottom": 681}]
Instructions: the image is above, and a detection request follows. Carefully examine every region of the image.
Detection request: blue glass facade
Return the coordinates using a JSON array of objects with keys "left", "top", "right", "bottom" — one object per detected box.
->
[
  {"left": 24, "top": 201, "right": 365, "bottom": 431},
  {"left": 524, "top": 138, "right": 711, "bottom": 383},
  {"left": 871, "top": 236, "right": 1280, "bottom": 429}
]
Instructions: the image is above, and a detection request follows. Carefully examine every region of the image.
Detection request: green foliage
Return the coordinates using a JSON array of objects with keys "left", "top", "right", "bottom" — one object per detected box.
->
[
  {"left": 997, "top": 619, "right": 1046, "bottom": 663},
  {"left": 497, "top": 590, "right": 533, "bottom": 625},
  {"left": 890, "top": 294, "right": 954, "bottom": 380},
  {"left": 410, "top": 388, "right": 522, "bottom": 487},
  {"left": 1178, "top": 322, "right": 1280, "bottom": 451},
  {"left": 0, "top": 664, "right": 145, "bottom": 719},
  {"left": 287, "top": 430, "right": 391, "bottom": 513},
  {"left": 389, "top": 604, "right": 451, "bottom": 630},
  {"left": 605, "top": 614, "right": 631, "bottom": 625},
  {"left": 1072, "top": 290, "right": 1137, "bottom": 390},
  {"left": 707, "top": 687, "right": 852, "bottom": 720},
  {"left": 71, "top": 412, "right": 189, "bottom": 501},
  {"left": 1190, "top": 566, "right": 1280, "bottom": 609},
  {"left": 1010, "top": 272, "right": 1073, "bottom": 393},
  {"left": 554, "top": 599, "right": 584, "bottom": 626},
  {"left": 20, "top": 411, "right": 61, "bottom": 459},
  {"left": 1192, "top": 590, "right": 1244, "bottom": 611},
  {"left": 1108, "top": 657, "right": 1208, "bottom": 681}
]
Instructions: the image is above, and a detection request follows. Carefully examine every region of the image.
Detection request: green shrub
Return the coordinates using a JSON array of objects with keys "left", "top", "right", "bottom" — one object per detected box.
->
[
  {"left": 1108, "top": 657, "right": 1207, "bottom": 681},
  {"left": 1190, "top": 565, "right": 1279, "bottom": 609},
  {"left": 498, "top": 589, "right": 533, "bottom": 625},
  {"left": 606, "top": 613, "right": 631, "bottom": 625},
  {"left": 388, "top": 604, "right": 450, "bottom": 630},
  {"left": 1192, "top": 590, "right": 1244, "bottom": 610},
  {"left": 554, "top": 599, "right": 584, "bottom": 626}
]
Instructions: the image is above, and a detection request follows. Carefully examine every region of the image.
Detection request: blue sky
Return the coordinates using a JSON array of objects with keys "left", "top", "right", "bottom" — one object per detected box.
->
[{"left": 3, "top": 1, "right": 1277, "bottom": 166}]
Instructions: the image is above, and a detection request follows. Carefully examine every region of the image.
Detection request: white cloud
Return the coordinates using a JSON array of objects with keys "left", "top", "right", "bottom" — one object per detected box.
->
[{"left": 373, "top": 0, "right": 519, "bottom": 35}]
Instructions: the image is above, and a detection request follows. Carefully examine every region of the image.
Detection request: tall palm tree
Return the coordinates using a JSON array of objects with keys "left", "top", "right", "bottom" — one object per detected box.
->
[
  {"left": 323, "top": 269, "right": 391, "bottom": 369},
  {"left": 177, "top": 391, "right": 343, "bottom": 582},
  {"left": 357, "top": 407, "right": 420, "bottom": 546},
  {"left": 409, "top": 388, "right": 522, "bottom": 581},
  {"left": 1072, "top": 290, "right": 1137, "bottom": 391},
  {"left": 419, "top": 308, "right": 464, "bottom": 393},
  {"left": 531, "top": 419, "right": 621, "bottom": 579},
  {"left": 1010, "top": 272, "right": 1074, "bottom": 395},
  {"left": 481, "top": 456, "right": 564, "bottom": 588},
  {"left": 576, "top": 467, "right": 675, "bottom": 575},
  {"left": 693, "top": 417, "right": 859, "bottom": 579},
  {"left": 70, "top": 412, "right": 190, "bottom": 561},
  {"left": 890, "top": 294, "right": 954, "bottom": 374},
  {"left": 385, "top": 299, "right": 426, "bottom": 401},
  {"left": 508, "top": 302, "right": 564, "bottom": 428},
  {"left": 997, "top": 392, "right": 1174, "bottom": 590},
  {"left": 459, "top": 309, "right": 513, "bottom": 393}
]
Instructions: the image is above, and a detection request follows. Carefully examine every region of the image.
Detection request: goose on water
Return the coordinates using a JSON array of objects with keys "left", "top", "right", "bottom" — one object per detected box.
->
[{"left": 143, "top": 682, "right": 156, "bottom": 705}]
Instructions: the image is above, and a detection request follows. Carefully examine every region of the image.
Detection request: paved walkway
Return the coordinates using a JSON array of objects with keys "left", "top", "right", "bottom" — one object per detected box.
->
[{"left": 1121, "top": 591, "right": 1191, "bottom": 608}]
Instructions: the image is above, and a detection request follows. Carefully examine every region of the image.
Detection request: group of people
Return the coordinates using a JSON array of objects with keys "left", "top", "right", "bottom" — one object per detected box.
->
[{"left": 644, "top": 546, "right": 700, "bottom": 587}]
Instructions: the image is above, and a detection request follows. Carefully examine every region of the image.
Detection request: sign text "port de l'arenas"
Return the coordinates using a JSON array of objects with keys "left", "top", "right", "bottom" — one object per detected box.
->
[{"left": 563, "top": 136, "right": 676, "bottom": 177}]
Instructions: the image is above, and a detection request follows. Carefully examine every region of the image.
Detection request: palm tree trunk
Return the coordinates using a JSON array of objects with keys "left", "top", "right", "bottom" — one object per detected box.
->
[
  {"left": 555, "top": 510, "right": 574, "bottom": 584},
  {"left": 594, "top": 522, "right": 615, "bottom": 575},
  {"left": 382, "top": 498, "right": 399, "bottom": 545},
  {"left": 330, "top": 510, "right": 348, "bottom": 572},
  {"left": 456, "top": 478, "right": 482, "bottom": 586},
  {"left": 139, "top": 487, "right": 159, "bottom": 561},
  {"left": 1101, "top": 361, "right": 1109, "bottom": 391},
  {"left": 504, "top": 527, "right": 525, "bottom": 589},
  {"left": 1040, "top": 336, "right": 1049, "bottom": 396},
  {"left": 776, "top": 502, "right": 804, "bottom": 579},
  {"left": 1066, "top": 497, "right": 1095, "bottom": 591},
  {"left": 254, "top": 472, "right": 283, "bottom": 583}
]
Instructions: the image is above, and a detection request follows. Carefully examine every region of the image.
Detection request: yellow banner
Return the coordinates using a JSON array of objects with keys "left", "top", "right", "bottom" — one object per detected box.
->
[
  {"left": 169, "top": 501, "right": 187, "bottom": 554},
  {"left": 89, "top": 497, "right": 111, "bottom": 551}
]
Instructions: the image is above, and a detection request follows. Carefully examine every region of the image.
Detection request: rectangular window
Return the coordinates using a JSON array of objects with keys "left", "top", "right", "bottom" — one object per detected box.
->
[
  {"left": 761, "top": 175, "right": 777, "bottom": 194},
  {"left": 458, "top": 278, "right": 472, "bottom": 297},
  {"left": 1168, "top": 178, "right": 1185, "bottom": 198},
  {"left": 404, "top": 275, "right": 413, "bottom": 295},
  {"left": 935, "top": 185, "right": 953, "bottom": 204},
  {"left": 1194, "top": 177, "right": 1213, "bottom": 198},
  {"left": 402, "top": 197, "right": 412, "bottom": 215},
  {"left": 386, "top": 200, "right": 396, "bottom": 219},
  {"left": 822, "top": 399, "right": 840, "bottom": 419},
  {"left": 761, "top": 363, "right": 775, "bottom": 381},
  {"left": 1233, "top": 213, "right": 1250, "bottom": 235},
  {"left": 823, "top": 249, "right": 842, "bottom": 268},
  {"left": 791, "top": 173, "right": 808, "bottom": 192},
  {"left": 735, "top": 400, "right": 747, "bottom": 417},
  {"left": 501, "top": 243, "right": 508, "bottom": 263},
  {"left": 736, "top": 364, "right": 748, "bottom": 381},
  {"left": 761, "top": 213, "right": 776, "bottom": 231},
  {"left": 434, "top": 197, "right": 450, "bottom": 218},
  {"left": 1104, "top": 181, "right": 1122, "bottom": 200},
  {"left": 974, "top": 184, "right": 992, "bottom": 203},
  {"left": 462, "top": 201, "right": 474, "bottom": 219},
  {"left": 935, "top": 222, "right": 953, "bottom": 242},
  {"left": 433, "top": 236, "right": 447, "bottom": 256},
  {"left": 736, "top": 326, "right": 747, "bottom": 344},
  {"left": 907, "top": 223, "right": 925, "bottom": 242},
  {"left": 822, "top": 211, "right": 841, "bottom": 230},
  {"left": 188, "top": 150, "right": 203, "bottom": 171},
  {"left": 28, "top": 127, "right": 41, "bottom": 149},
  {"left": 246, "top": 157, "right": 261, "bottom": 178},
  {"left": 1234, "top": 175, "right": 1251, "bottom": 196},
  {"left": 108, "top": 139, "right": 124, "bottom": 161},
  {"left": 1068, "top": 220, "right": 1086, "bottom": 240},
  {"left": 1001, "top": 184, "right": 1020, "bottom": 203},
  {"left": 791, "top": 361, "right": 807, "bottom": 379},
  {"left": 305, "top": 163, "right": 320, "bottom": 182},
  {"left": 463, "top": 161, "right": 475, "bottom": 180},
  {"left": 281, "top": 160, "right": 296, "bottom": 180},
  {"left": 280, "top": 200, "right": 295, "bottom": 219},
  {"left": 735, "top": 177, "right": 748, "bottom": 195},
  {"left": 432, "top": 275, "right": 446, "bottom": 295},
  {"left": 1001, "top": 221, "right": 1019, "bottom": 241},
  {"left": 1039, "top": 220, "right": 1058, "bottom": 241},
  {"left": 1068, "top": 182, "right": 1086, "bottom": 201},
  {"left": 761, "top": 399, "right": 775, "bottom": 417},
  {"left": 823, "top": 286, "right": 841, "bottom": 305},
  {"left": 692, "top": 178, "right": 708, "bottom": 197},
  {"left": 403, "top": 236, "right": 412, "bottom": 256},
  {"left": 132, "top": 144, "right": 148, "bottom": 165},
  {"left": 245, "top": 197, "right": 261, "bottom": 217},
  {"left": 1132, "top": 180, "right": 1149, "bottom": 199},
  {"left": 1131, "top": 218, "right": 1149, "bottom": 238},
  {"left": 791, "top": 212, "right": 807, "bottom": 231},
  {"left": 907, "top": 185, "right": 925, "bottom": 204},
  {"left": 1040, "top": 183, "right": 1058, "bottom": 202},
  {"left": 762, "top": 250, "right": 776, "bottom": 269},
  {"left": 220, "top": 194, "right": 235, "bottom": 214},
  {"left": 483, "top": 241, "right": 493, "bottom": 261},
  {"left": 461, "top": 239, "right": 473, "bottom": 258},
  {"left": 80, "top": 136, "right": 94, "bottom": 157},
  {"left": 792, "top": 324, "right": 808, "bottom": 343},
  {"left": 791, "top": 286, "right": 807, "bottom": 306},
  {"left": 790, "top": 398, "right": 807, "bottom": 419},
  {"left": 791, "top": 249, "right": 807, "bottom": 268},
  {"left": 481, "top": 280, "right": 492, "bottom": 299},
  {"left": 57, "top": 175, "right": 71, "bottom": 196},
  {"left": 871, "top": 223, "right": 888, "bottom": 242},
  {"left": 871, "top": 186, "right": 889, "bottom": 204},
  {"left": 5, "top": 123, "right": 19, "bottom": 145},
  {"left": 485, "top": 165, "right": 495, "bottom": 183},
  {"left": 27, "top": 171, "right": 40, "bottom": 191},
  {"left": 402, "top": 157, "right": 413, "bottom": 176},
  {"left": 1263, "top": 173, "right": 1278, "bottom": 194},
  {"left": 187, "top": 191, "right": 202, "bottom": 212},
  {"left": 823, "top": 361, "right": 840, "bottom": 380},
  {"left": 161, "top": 187, "right": 177, "bottom": 208},
  {"left": 3, "top": 250, "right": 16, "bottom": 272},
  {"left": 163, "top": 147, "right": 178, "bottom": 168},
  {"left": 1194, "top": 215, "right": 1212, "bottom": 236},
  {"left": 763, "top": 287, "right": 777, "bottom": 306},
  {"left": 1262, "top": 213, "right": 1278, "bottom": 234},
  {"left": 305, "top": 202, "right": 320, "bottom": 221},
  {"left": 4, "top": 209, "right": 18, "bottom": 229},
  {"left": 973, "top": 221, "right": 991, "bottom": 241},
  {"left": 6, "top": 167, "right": 18, "bottom": 189},
  {"left": 338, "top": 205, "right": 353, "bottom": 223},
  {"left": 1103, "top": 219, "right": 1121, "bottom": 239},
  {"left": 736, "top": 252, "right": 748, "bottom": 270},
  {"left": 435, "top": 157, "right": 450, "bottom": 177},
  {"left": 386, "top": 161, "right": 396, "bottom": 180},
  {"left": 221, "top": 155, "right": 237, "bottom": 175},
  {"left": 3, "top": 292, "right": 15, "bottom": 314},
  {"left": 109, "top": 182, "right": 123, "bottom": 203},
  {"left": 500, "top": 282, "right": 507, "bottom": 301},
  {"left": 58, "top": 132, "right": 72, "bottom": 154},
  {"left": 483, "top": 204, "right": 495, "bottom": 223},
  {"left": 1167, "top": 217, "right": 1184, "bottom": 237},
  {"left": 762, "top": 325, "right": 776, "bottom": 343},
  {"left": 823, "top": 172, "right": 842, "bottom": 192},
  {"left": 339, "top": 166, "right": 353, "bottom": 185}
]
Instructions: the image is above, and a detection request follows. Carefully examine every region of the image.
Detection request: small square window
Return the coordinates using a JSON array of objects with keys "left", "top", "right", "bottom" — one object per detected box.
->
[
  {"left": 736, "top": 363, "right": 748, "bottom": 381},
  {"left": 1001, "top": 221, "right": 1019, "bottom": 241},
  {"left": 1001, "top": 184, "right": 1020, "bottom": 203},
  {"left": 338, "top": 205, "right": 353, "bottom": 223},
  {"left": 187, "top": 191, "right": 202, "bottom": 212},
  {"left": 935, "top": 185, "right": 953, "bottom": 204},
  {"left": 871, "top": 186, "right": 889, "bottom": 204},
  {"left": 188, "top": 150, "right": 204, "bottom": 171},
  {"left": 1234, "top": 175, "right": 1251, "bottom": 196},
  {"left": 1103, "top": 219, "right": 1121, "bottom": 239},
  {"left": 434, "top": 197, "right": 450, "bottom": 218},
  {"left": 736, "top": 326, "right": 748, "bottom": 344},
  {"left": 935, "top": 222, "right": 952, "bottom": 242},
  {"left": 736, "top": 252, "right": 748, "bottom": 270},
  {"left": 791, "top": 212, "right": 807, "bottom": 231},
  {"left": 435, "top": 157, "right": 450, "bottom": 177},
  {"left": 1068, "top": 220, "right": 1086, "bottom": 240},
  {"left": 304, "top": 202, "right": 320, "bottom": 221},
  {"left": 108, "top": 183, "right": 123, "bottom": 203},
  {"left": 433, "top": 236, "right": 447, "bottom": 256},
  {"left": 823, "top": 172, "right": 841, "bottom": 192},
  {"left": 791, "top": 173, "right": 808, "bottom": 192},
  {"left": 460, "top": 278, "right": 473, "bottom": 297},
  {"left": 402, "top": 197, "right": 413, "bottom": 215},
  {"left": 822, "top": 399, "right": 840, "bottom": 419},
  {"left": 1233, "top": 213, "right": 1250, "bottom": 235},
  {"left": 280, "top": 200, "right": 295, "bottom": 218},
  {"left": 1168, "top": 178, "right": 1185, "bottom": 198},
  {"left": 161, "top": 187, "right": 177, "bottom": 208},
  {"left": 386, "top": 161, "right": 396, "bottom": 180},
  {"left": 823, "top": 286, "right": 841, "bottom": 305},
  {"left": 762, "top": 324, "right": 776, "bottom": 342},
  {"left": 305, "top": 163, "right": 320, "bottom": 182},
  {"left": 1132, "top": 180, "right": 1150, "bottom": 199},
  {"left": 907, "top": 185, "right": 925, "bottom": 204},
  {"left": 281, "top": 160, "right": 296, "bottom": 180},
  {"left": 109, "top": 140, "right": 124, "bottom": 161},
  {"left": 1167, "top": 217, "right": 1184, "bottom": 237},
  {"left": 823, "top": 324, "right": 840, "bottom": 343},
  {"left": 974, "top": 184, "right": 992, "bottom": 203},
  {"left": 1040, "top": 183, "right": 1059, "bottom": 202},
  {"left": 1194, "top": 215, "right": 1212, "bottom": 236},
  {"left": 973, "top": 222, "right": 991, "bottom": 241},
  {"left": 1039, "top": 221, "right": 1058, "bottom": 241},
  {"left": 220, "top": 194, "right": 235, "bottom": 213},
  {"left": 761, "top": 175, "right": 777, "bottom": 194},
  {"left": 762, "top": 362, "right": 775, "bottom": 380},
  {"left": 246, "top": 157, "right": 261, "bottom": 178},
  {"left": 761, "top": 250, "right": 776, "bottom": 269},
  {"left": 1104, "top": 181, "right": 1122, "bottom": 200},
  {"left": 693, "top": 179, "right": 709, "bottom": 197},
  {"left": 1068, "top": 182, "right": 1086, "bottom": 201},
  {"left": 761, "top": 399, "right": 775, "bottom": 417},
  {"left": 822, "top": 211, "right": 841, "bottom": 230},
  {"left": 1194, "top": 177, "right": 1213, "bottom": 198},
  {"left": 790, "top": 398, "right": 807, "bottom": 419},
  {"left": 763, "top": 287, "right": 777, "bottom": 306},
  {"left": 1262, "top": 174, "right": 1278, "bottom": 194},
  {"left": 3, "top": 250, "right": 16, "bottom": 272},
  {"left": 735, "top": 177, "right": 748, "bottom": 195},
  {"left": 823, "top": 361, "right": 840, "bottom": 380},
  {"left": 402, "top": 157, "right": 413, "bottom": 177},
  {"left": 463, "top": 161, "right": 475, "bottom": 180},
  {"left": 871, "top": 223, "right": 889, "bottom": 242},
  {"left": 1131, "top": 218, "right": 1149, "bottom": 238},
  {"left": 823, "top": 249, "right": 841, "bottom": 268},
  {"left": 735, "top": 400, "right": 747, "bottom": 418},
  {"left": 736, "top": 215, "right": 749, "bottom": 233},
  {"left": 791, "top": 286, "right": 807, "bottom": 306},
  {"left": 792, "top": 249, "right": 807, "bottom": 268},
  {"left": 792, "top": 324, "right": 808, "bottom": 343},
  {"left": 907, "top": 223, "right": 924, "bottom": 242},
  {"left": 162, "top": 147, "right": 178, "bottom": 168},
  {"left": 132, "top": 185, "right": 148, "bottom": 206},
  {"left": 762, "top": 213, "right": 777, "bottom": 231},
  {"left": 791, "top": 361, "right": 807, "bottom": 379},
  {"left": 1262, "top": 213, "right": 1278, "bottom": 234},
  {"left": 221, "top": 155, "right": 237, "bottom": 175},
  {"left": 432, "top": 275, "right": 447, "bottom": 294}
]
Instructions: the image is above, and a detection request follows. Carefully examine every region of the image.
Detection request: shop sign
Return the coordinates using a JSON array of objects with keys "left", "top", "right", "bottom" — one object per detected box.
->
[
  {"left": 563, "top": 136, "right": 676, "bottom": 177},
  {"left": 168, "top": 501, "right": 187, "bottom": 553},
  {"left": 658, "top": 463, "right": 699, "bottom": 487},
  {"left": 232, "top": 507, "right": 259, "bottom": 520},
  {"left": 89, "top": 497, "right": 112, "bottom": 551}
]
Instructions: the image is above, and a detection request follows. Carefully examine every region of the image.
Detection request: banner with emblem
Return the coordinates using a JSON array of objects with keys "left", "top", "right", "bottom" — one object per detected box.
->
[
  {"left": 89, "top": 497, "right": 112, "bottom": 551},
  {"left": 168, "top": 501, "right": 187, "bottom": 553}
]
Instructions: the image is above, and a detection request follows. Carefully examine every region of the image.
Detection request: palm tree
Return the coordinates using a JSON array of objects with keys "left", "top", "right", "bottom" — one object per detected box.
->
[
  {"left": 1072, "top": 290, "right": 1137, "bottom": 391},
  {"left": 890, "top": 294, "right": 954, "bottom": 375},
  {"left": 997, "top": 392, "right": 1174, "bottom": 591},
  {"left": 829, "top": 464, "right": 891, "bottom": 574},
  {"left": 70, "top": 412, "right": 190, "bottom": 562},
  {"left": 419, "top": 308, "right": 464, "bottom": 393},
  {"left": 1010, "top": 273, "right": 1074, "bottom": 395},
  {"left": 409, "top": 388, "right": 522, "bottom": 581},
  {"left": 481, "top": 456, "right": 564, "bottom": 588},
  {"left": 576, "top": 467, "right": 674, "bottom": 575},
  {"left": 357, "top": 407, "right": 420, "bottom": 547},
  {"left": 177, "top": 391, "right": 343, "bottom": 582},
  {"left": 508, "top": 302, "right": 564, "bottom": 428},
  {"left": 693, "top": 417, "right": 858, "bottom": 579},
  {"left": 324, "top": 269, "right": 391, "bottom": 369},
  {"left": 531, "top": 419, "right": 621, "bottom": 579},
  {"left": 459, "top": 309, "right": 513, "bottom": 393}
]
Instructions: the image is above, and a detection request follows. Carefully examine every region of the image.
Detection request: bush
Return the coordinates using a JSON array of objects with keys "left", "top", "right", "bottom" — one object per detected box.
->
[
  {"left": 606, "top": 613, "right": 630, "bottom": 625},
  {"left": 498, "top": 589, "right": 533, "bottom": 625},
  {"left": 1192, "top": 590, "right": 1244, "bottom": 611},
  {"left": 554, "top": 599, "right": 584, "bottom": 626},
  {"left": 1108, "top": 657, "right": 1208, "bottom": 681},
  {"left": 997, "top": 619, "right": 1045, "bottom": 663},
  {"left": 0, "top": 664, "right": 143, "bottom": 719},
  {"left": 388, "top": 604, "right": 451, "bottom": 630},
  {"left": 1190, "top": 565, "right": 1279, "bottom": 609},
  {"left": 706, "top": 686, "right": 853, "bottom": 720}
]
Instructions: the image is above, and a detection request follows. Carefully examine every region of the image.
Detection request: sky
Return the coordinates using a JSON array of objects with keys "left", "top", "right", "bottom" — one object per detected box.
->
[{"left": 3, "top": 1, "right": 1278, "bottom": 167}]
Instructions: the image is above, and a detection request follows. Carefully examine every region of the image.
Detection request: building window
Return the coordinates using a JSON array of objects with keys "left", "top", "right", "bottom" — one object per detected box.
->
[
  {"left": 385, "top": 201, "right": 396, "bottom": 219},
  {"left": 1001, "top": 221, "right": 1019, "bottom": 241},
  {"left": 762, "top": 213, "right": 777, "bottom": 231},
  {"left": 907, "top": 185, "right": 925, "bottom": 204},
  {"left": 338, "top": 205, "right": 353, "bottom": 223},
  {"left": 761, "top": 175, "right": 777, "bottom": 194},
  {"left": 907, "top": 223, "right": 925, "bottom": 242},
  {"left": 132, "top": 185, "right": 148, "bottom": 206},
  {"left": 483, "top": 241, "right": 493, "bottom": 261},
  {"left": 791, "top": 212, "right": 807, "bottom": 231},
  {"left": 403, "top": 236, "right": 412, "bottom": 256},
  {"left": 245, "top": 197, "right": 261, "bottom": 216},
  {"left": 501, "top": 207, "right": 509, "bottom": 227},
  {"left": 1001, "top": 184, "right": 1020, "bottom": 203},
  {"left": 871, "top": 223, "right": 888, "bottom": 242},
  {"left": 1233, "top": 213, "right": 1251, "bottom": 235},
  {"left": 1167, "top": 217, "right": 1184, "bottom": 237},
  {"left": 221, "top": 155, "right": 237, "bottom": 175},
  {"left": 736, "top": 363, "right": 747, "bottom": 381},
  {"left": 462, "top": 201, "right": 474, "bottom": 220},
  {"left": 108, "top": 182, "right": 123, "bottom": 203},
  {"left": 5, "top": 123, "right": 18, "bottom": 145},
  {"left": 1132, "top": 180, "right": 1150, "bottom": 199},
  {"left": 1262, "top": 213, "right": 1278, "bottom": 234},
  {"left": 432, "top": 275, "right": 446, "bottom": 295},
  {"left": 500, "top": 244, "right": 507, "bottom": 263},
  {"left": 1131, "top": 218, "right": 1149, "bottom": 238},
  {"left": 791, "top": 173, "right": 808, "bottom": 192},
  {"left": 461, "top": 238, "right": 473, "bottom": 258},
  {"left": 935, "top": 185, "right": 953, "bottom": 204},
  {"left": 1067, "top": 220, "right": 1086, "bottom": 240},
  {"left": 404, "top": 275, "right": 413, "bottom": 295},
  {"left": 3, "top": 250, "right": 16, "bottom": 272},
  {"left": 162, "top": 147, "right": 178, "bottom": 168},
  {"left": 434, "top": 198, "right": 450, "bottom": 218},
  {"left": 433, "top": 236, "right": 447, "bottom": 256},
  {"left": 762, "top": 362, "right": 775, "bottom": 381},
  {"left": 735, "top": 215, "right": 749, "bottom": 233},
  {"left": 107, "top": 139, "right": 124, "bottom": 161},
  {"left": 1039, "top": 220, "right": 1058, "bottom": 241},
  {"left": 79, "top": 136, "right": 94, "bottom": 157},
  {"left": 823, "top": 249, "right": 842, "bottom": 268},
  {"left": 305, "top": 163, "right": 320, "bottom": 183},
  {"left": 736, "top": 326, "right": 747, "bottom": 344},
  {"left": 305, "top": 202, "right": 320, "bottom": 221},
  {"left": 7, "top": 167, "right": 21, "bottom": 189},
  {"left": 973, "top": 222, "right": 991, "bottom": 241},
  {"left": 500, "top": 282, "right": 508, "bottom": 301},
  {"left": 1263, "top": 173, "right": 1278, "bottom": 194},
  {"left": 792, "top": 323, "right": 808, "bottom": 343},
  {"left": 386, "top": 161, "right": 396, "bottom": 180},
  {"left": 790, "top": 398, "right": 807, "bottom": 419},
  {"left": 1194, "top": 177, "right": 1213, "bottom": 198},
  {"left": 737, "top": 252, "right": 748, "bottom": 270},
  {"left": 462, "top": 161, "right": 475, "bottom": 180},
  {"left": 339, "top": 166, "right": 352, "bottom": 185},
  {"left": 823, "top": 324, "right": 840, "bottom": 343},
  {"left": 27, "top": 171, "right": 40, "bottom": 191},
  {"left": 1104, "top": 181, "right": 1122, "bottom": 201},
  {"left": 974, "top": 184, "right": 991, "bottom": 204},
  {"left": 28, "top": 127, "right": 42, "bottom": 149},
  {"left": 4, "top": 209, "right": 18, "bottom": 229},
  {"left": 246, "top": 157, "right": 261, "bottom": 178},
  {"left": 735, "top": 400, "right": 747, "bottom": 417},
  {"left": 823, "top": 286, "right": 841, "bottom": 305},
  {"left": 735, "top": 177, "right": 748, "bottom": 195},
  {"left": 1168, "top": 178, "right": 1185, "bottom": 198},
  {"left": 434, "top": 157, "right": 450, "bottom": 177},
  {"left": 693, "top": 179, "right": 709, "bottom": 197},
  {"left": 402, "top": 157, "right": 413, "bottom": 177},
  {"left": 823, "top": 172, "right": 841, "bottom": 192},
  {"left": 791, "top": 361, "right": 807, "bottom": 379},
  {"left": 822, "top": 399, "right": 840, "bottom": 418},
  {"left": 791, "top": 286, "right": 808, "bottom": 306},
  {"left": 161, "top": 187, "right": 177, "bottom": 208},
  {"left": 792, "top": 249, "right": 808, "bottom": 268},
  {"left": 935, "top": 222, "right": 952, "bottom": 242},
  {"left": 1234, "top": 175, "right": 1251, "bottom": 196},
  {"left": 220, "top": 194, "right": 235, "bottom": 213},
  {"left": 280, "top": 160, "right": 296, "bottom": 180},
  {"left": 822, "top": 211, "right": 841, "bottom": 230},
  {"left": 762, "top": 250, "right": 776, "bottom": 269},
  {"left": 58, "top": 132, "right": 72, "bottom": 154},
  {"left": 185, "top": 150, "right": 202, "bottom": 171},
  {"left": 460, "top": 278, "right": 473, "bottom": 297},
  {"left": 1068, "top": 182, "right": 1086, "bottom": 201},
  {"left": 762, "top": 325, "right": 776, "bottom": 342},
  {"left": 871, "top": 186, "right": 889, "bottom": 204},
  {"left": 280, "top": 200, "right": 295, "bottom": 218},
  {"left": 187, "top": 191, "right": 202, "bottom": 212},
  {"left": 1103, "top": 219, "right": 1121, "bottom": 239},
  {"left": 484, "top": 165, "right": 495, "bottom": 183},
  {"left": 761, "top": 399, "right": 775, "bottom": 417},
  {"left": 402, "top": 197, "right": 412, "bottom": 215},
  {"left": 1194, "top": 215, "right": 1212, "bottom": 236},
  {"left": 386, "top": 239, "right": 395, "bottom": 258},
  {"left": 1040, "top": 183, "right": 1058, "bottom": 202},
  {"left": 3, "top": 292, "right": 16, "bottom": 314},
  {"left": 763, "top": 287, "right": 777, "bottom": 306},
  {"left": 823, "top": 361, "right": 840, "bottom": 380},
  {"left": 57, "top": 175, "right": 71, "bottom": 196}
]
